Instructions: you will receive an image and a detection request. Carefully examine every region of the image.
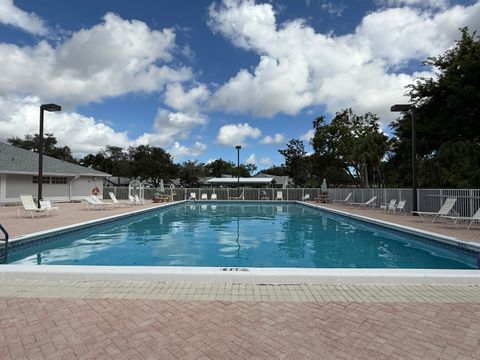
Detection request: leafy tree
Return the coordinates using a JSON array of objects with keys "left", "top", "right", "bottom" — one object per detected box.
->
[
  {"left": 278, "top": 139, "right": 308, "bottom": 187},
  {"left": 311, "top": 109, "right": 389, "bottom": 187},
  {"left": 204, "top": 159, "right": 236, "bottom": 177},
  {"left": 8, "top": 133, "right": 76, "bottom": 162},
  {"left": 178, "top": 160, "right": 205, "bottom": 187},
  {"left": 129, "top": 145, "right": 176, "bottom": 187},
  {"left": 258, "top": 165, "right": 288, "bottom": 176},
  {"left": 389, "top": 28, "right": 480, "bottom": 187}
]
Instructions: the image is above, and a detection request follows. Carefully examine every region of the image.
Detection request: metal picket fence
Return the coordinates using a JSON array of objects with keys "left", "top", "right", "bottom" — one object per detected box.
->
[{"left": 104, "top": 186, "right": 480, "bottom": 217}]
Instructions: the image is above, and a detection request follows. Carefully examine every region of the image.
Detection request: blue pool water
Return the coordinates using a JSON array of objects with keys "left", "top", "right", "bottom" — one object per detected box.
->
[{"left": 8, "top": 202, "right": 479, "bottom": 269}]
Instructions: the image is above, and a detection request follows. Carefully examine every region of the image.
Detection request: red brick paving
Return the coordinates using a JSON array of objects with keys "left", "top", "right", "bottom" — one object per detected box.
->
[{"left": 1, "top": 298, "right": 479, "bottom": 360}]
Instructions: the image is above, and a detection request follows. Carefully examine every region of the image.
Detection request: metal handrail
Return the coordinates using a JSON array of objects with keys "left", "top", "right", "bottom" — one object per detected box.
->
[{"left": 0, "top": 224, "right": 9, "bottom": 263}]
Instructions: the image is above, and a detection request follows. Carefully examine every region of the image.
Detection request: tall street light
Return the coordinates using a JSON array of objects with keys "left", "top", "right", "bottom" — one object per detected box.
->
[
  {"left": 235, "top": 145, "right": 241, "bottom": 198},
  {"left": 38, "top": 103, "right": 62, "bottom": 208},
  {"left": 391, "top": 104, "right": 417, "bottom": 212}
]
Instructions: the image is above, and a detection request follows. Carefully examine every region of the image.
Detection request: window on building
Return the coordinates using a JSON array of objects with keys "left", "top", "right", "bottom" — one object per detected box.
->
[
  {"left": 51, "top": 176, "right": 67, "bottom": 184},
  {"left": 32, "top": 176, "right": 50, "bottom": 184}
]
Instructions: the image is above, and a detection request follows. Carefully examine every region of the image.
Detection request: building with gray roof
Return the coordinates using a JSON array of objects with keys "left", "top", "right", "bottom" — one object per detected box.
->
[{"left": 0, "top": 142, "right": 110, "bottom": 203}]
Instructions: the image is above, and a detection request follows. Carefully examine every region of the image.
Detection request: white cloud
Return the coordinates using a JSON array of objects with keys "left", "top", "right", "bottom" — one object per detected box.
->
[
  {"left": 260, "top": 133, "right": 285, "bottom": 144},
  {"left": 0, "top": 96, "right": 133, "bottom": 157},
  {"left": 0, "top": 0, "right": 48, "bottom": 35},
  {"left": 259, "top": 157, "right": 272, "bottom": 165},
  {"left": 136, "top": 108, "right": 207, "bottom": 147},
  {"left": 167, "top": 141, "right": 207, "bottom": 161},
  {"left": 300, "top": 129, "right": 315, "bottom": 141},
  {"left": 207, "top": 0, "right": 480, "bottom": 122},
  {"left": 245, "top": 153, "right": 256, "bottom": 164},
  {"left": 164, "top": 83, "right": 210, "bottom": 112},
  {"left": 0, "top": 12, "right": 192, "bottom": 107},
  {"left": 375, "top": 0, "right": 449, "bottom": 9},
  {"left": 216, "top": 123, "right": 261, "bottom": 146}
]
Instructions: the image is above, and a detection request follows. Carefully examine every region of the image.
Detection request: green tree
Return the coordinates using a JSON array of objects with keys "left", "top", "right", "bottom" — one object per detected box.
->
[
  {"left": 8, "top": 133, "right": 76, "bottom": 162},
  {"left": 389, "top": 28, "right": 480, "bottom": 187},
  {"left": 311, "top": 109, "right": 389, "bottom": 187},
  {"left": 204, "top": 159, "right": 235, "bottom": 177},
  {"left": 278, "top": 139, "right": 308, "bottom": 187},
  {"left": 129, "top": 145, "right": 176, "bottom": 187},
  {"left": 258, "top": 165, "right": 288, "bottom": 176},
  {"left": 178, "top": 160, "right": 205, "bottom": 187}
]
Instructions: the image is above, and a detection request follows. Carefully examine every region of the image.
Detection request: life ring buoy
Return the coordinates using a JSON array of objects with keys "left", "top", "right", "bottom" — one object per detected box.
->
[{"left": 92, "top": 186, "right": 100, "bottom": 195}]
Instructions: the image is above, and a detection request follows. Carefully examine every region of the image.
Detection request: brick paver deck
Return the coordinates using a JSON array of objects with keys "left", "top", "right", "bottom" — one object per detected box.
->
[{"left": 1, "top": 280, "right": 480, "bottom": 359}]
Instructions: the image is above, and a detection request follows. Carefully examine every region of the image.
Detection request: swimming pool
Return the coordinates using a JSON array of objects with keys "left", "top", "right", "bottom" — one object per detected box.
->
[{"left": 7, "top": 202, "right": 479, "bottom": 269}]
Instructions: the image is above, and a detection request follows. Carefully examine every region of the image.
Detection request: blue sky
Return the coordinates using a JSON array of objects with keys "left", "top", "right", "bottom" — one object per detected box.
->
[{"left": 0, "top": 0, "right": 479, "bottom": 169}]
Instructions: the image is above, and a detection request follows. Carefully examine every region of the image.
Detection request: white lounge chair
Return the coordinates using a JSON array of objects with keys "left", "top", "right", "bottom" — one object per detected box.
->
[
  {"left": 39, "top": 200, "right": 59, "bottom": 215},
  {"left": 276, "top": 191, "right": 283, "bottom": 201},
  {"left": 394, "top": 200, "right": 407, "bottom": 214},
  {"left": 332, "top": 192, "right": 352, "bottom": 205},
  {"left": 302, "top": 194, "right": 310, "bottom": 201},
  {"left": 201, "top": 193, "right": 208, "bottom": 200},
  {"left": 134, "top": 195, "right": 145, "bottom": 205},
  {"left": 380, "top": 199, "right": 396, "bottom": 213},
  {"left": 211, "top": 193, "right": 217, "bottom": 200},
  {"left": 411, "top": 197, "right": 457, "bottom": 222},
  {"left": 109, "top": 192, "right": 128, "bottom": 207},
  {"left": 17, "top": 195, "right": 50, "bottom": 218},
  {"left": 189, "top": 193, "right": 196, "bottom": 201},
  {"left": 128, "top": 195, "right": 139, "bottom": 205},
  {"left": 349, "top": 196, "right": 377, "bottom": 209},
  {"left": 442, "top": 207, "right": 480, "bottom": 230},
  {"left": 229, "top": 190, "right": 244, "bottom": 200},
  {"left": 85, "top": 196, "right": 105, "bottom": 210}
]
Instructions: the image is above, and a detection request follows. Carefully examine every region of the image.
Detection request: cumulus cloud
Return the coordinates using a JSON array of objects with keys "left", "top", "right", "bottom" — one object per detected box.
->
[
  {"left": 147, "top": 108, "right": 207, "bottom": 146},
  {"left": 260, "top": 133, "right": 285, "bottom": 144},
  {"left": 259, "top": 157, "right": 272, "bottom": 165},
  {"left": 167, "top": 141, "right": 207, "bottom": 161},
  {"left": 216, "top": 123, "right": 261, "bottom": 146},
  {"left": 0, "top": 12, "right": 192, "bottom": 108},
  {"left": 245, "top": 153, "right": 256, "bottom": 164},
  {"left": 375, "top": 0, "right": 449, "bottom": 9},
  {"left": 0, "top": 96, "right": 134, "bottom": 157},
  {"left": 207, "top": 0, "right": 480, "bottom": 122},
  {"left": 0, "top": 0, "right": 48, "bottom": 35},
  {"left": 164, "top": 83, "right": 210, "bottom": 112},
  {"left": 300, "top": 129, "right": 315, "bottom": 141}
]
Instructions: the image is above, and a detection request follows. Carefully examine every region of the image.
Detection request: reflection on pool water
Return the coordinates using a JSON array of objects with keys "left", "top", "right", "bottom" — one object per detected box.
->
[{"left": 8, "top": 203, "right": 479, "bottom": 269}]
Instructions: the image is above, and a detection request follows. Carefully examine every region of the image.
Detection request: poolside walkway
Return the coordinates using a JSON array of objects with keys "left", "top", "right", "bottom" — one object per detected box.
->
[
  {"left": 0, "top": 201, "right": 165, "bottom": 239},
  {"left": 1, "top": 280, "right": 480, "bottom": 359},
  {"left": 309, "top": 202, "right": 480, "bottom": 244}
]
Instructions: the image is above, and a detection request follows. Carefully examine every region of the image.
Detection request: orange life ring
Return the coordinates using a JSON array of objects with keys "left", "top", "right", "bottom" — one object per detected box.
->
[{"left": 92, "top": 186, "right": 100, "bottom": 195}]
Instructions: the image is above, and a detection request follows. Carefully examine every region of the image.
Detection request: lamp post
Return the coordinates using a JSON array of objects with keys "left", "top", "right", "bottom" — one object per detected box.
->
[
  {"left": 390, "top": 104, "right": 417, "bottom": 212},
  {"left": 38, "top": 103, "right": 62, "bottom": 208},
  {"left": 235, "top": 145, "right": 241, "bottom": 198}
]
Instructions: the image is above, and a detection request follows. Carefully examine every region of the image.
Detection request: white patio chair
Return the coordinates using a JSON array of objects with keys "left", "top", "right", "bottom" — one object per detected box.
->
[
  {"left": 189, "top": 193, "right": 196, "bottom": 201},
  {"left": 276, "top": 191, "right": 283, "bottom": 201},
  {"left": 109, "top": 192, "right": 128, "bottom": 207},
  {"left": 39, "top": 200, "right": 59, "bottom": 215},
  {"left": 201, "top": 193, "right": 208, "bottom": 200},
  {"left": 211, "top": 193, "right": 217, "bottom": 200},
  {"left": 349, "top": 196, "right": 377, "bottom": 209},
  {"left": 394, "top": 200, "right": 407, "bottom": 214},
  {"left": 332, "top": 192, "right": 352, "bottom": 205},
  {"left": 441, "top": 207, "right": 480, "bottom": 231},
  {"left": 17, "top": 194, "right": 50, "bottom": 218},
  {"left": 302, "top": 194, "right": 310, "bottom": 201},
  {"left": 380, "top": 199, "right": 396, "bottom": 213},
  {"left": 411, "top": 197, "right": 457, "bottom": 222}
]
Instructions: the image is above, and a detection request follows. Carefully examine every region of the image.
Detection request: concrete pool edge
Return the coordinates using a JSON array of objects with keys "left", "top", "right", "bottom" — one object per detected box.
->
[
  {"left": 2, "top": 200, "right": 479, "bottom": 285},
  {"left": 1, "top": 265, "right": 479, "bottom": 285},
  {"left": 301, "top": 201, "right": 480, "bottom": 253}
]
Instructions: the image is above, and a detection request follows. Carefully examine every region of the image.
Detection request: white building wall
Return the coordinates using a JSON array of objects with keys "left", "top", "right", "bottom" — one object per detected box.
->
[{"left": 1, "top": 174, "right": 105, "bottom": 203}]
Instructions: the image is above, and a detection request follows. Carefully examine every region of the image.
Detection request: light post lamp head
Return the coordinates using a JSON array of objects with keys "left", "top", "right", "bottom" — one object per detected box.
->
[
  {"left": 41, "top": 103, "right": 62, "bottom": 112},
  {"left": 235, "top": 145, "right": 241, "bottom": 150},
  {"left": 390, "top": 104, "right": 413, "bottom": 112}
]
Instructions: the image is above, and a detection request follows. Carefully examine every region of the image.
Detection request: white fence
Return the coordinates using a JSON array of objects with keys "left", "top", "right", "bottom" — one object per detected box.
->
[{"left": 104, "top": 187, "right": 480, "bottom": 217}]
